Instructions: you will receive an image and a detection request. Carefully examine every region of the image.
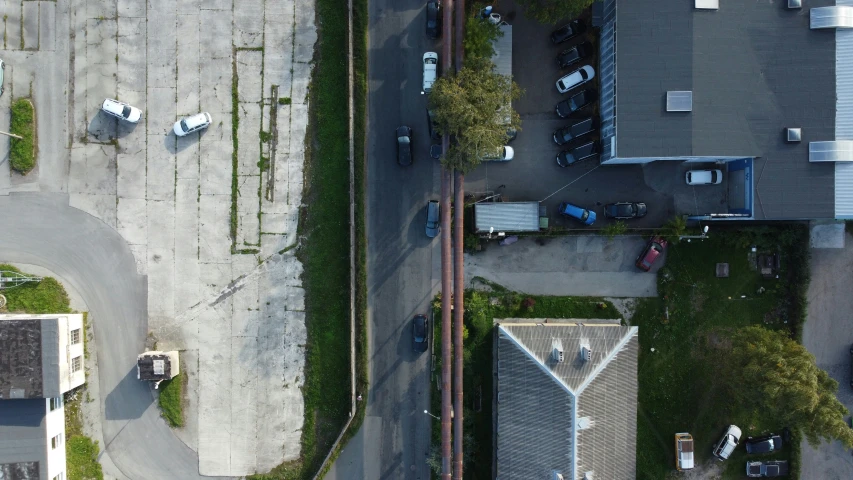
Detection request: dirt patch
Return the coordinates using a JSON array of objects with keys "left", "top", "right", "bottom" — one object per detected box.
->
[
  {"left": 604, "top": 297, "right": 636, "bottom": 323},
  {"left": 666, "top": 460, "right": 723, "bottom": 480}
]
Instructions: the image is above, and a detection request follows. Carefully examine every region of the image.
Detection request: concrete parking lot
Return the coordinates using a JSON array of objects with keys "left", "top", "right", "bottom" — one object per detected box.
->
[{"left": 466, "top": 0, "right": 727, "bottom": 229}]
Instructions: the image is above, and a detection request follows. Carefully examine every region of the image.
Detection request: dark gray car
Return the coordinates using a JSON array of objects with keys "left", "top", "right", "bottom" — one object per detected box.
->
[
  {"left": 396, "top": 126, "right": 413, "bottom": 166},
  {"left": 425, "top": 200, "right": 440, "bottom": 238},
  {"left": 553, "top": 117, "right": 597, "bottom": 146},
  {"left": 412, "top": 314, "right": 429, "bottom": 352}
]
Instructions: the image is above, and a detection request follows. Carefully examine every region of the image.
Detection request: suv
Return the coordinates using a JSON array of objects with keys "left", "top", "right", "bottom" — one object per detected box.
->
[
  {"left": 746, "top": 460, "right": 789, "bottom": 477},
  {"left": 558, "top": 201, "right": 596, "bottom": 226},
  {"left": 745, "top": 434, "right": 782, "bottom": 454},
  {"left": 425, "top": 200, "right": 440, "bottom": 238},
  {"left": 556, "top": 65, "right": 595, "bottom": 94},
  {"left": 553, "top": 117, "right": 597, "bottom": 146},
  {"left": 550, "top": 19, "right": 586, "bottom": 44},
  {"left": 636, "top": 236, "right": 668, "bottom": 272},
  {"left": 556, "top": 89, "right": 597, "bottom": 118},
  {"left": 556, "top": 42, "right": 593, "bottom": 69},
  {"left": 556, "top": 141, "right": 599, "bottom": 167},
  {"left": 173, "top": 112, "right": 212, "bottom": 136},
  {"left": 102, "top": 98, "right": 142, "bottom": 123},
  {"left": 675, "top": 433, "right": 695, "bottom": 471},
  {"left": 422, "top": 52, "right": 438, "bottom": 93},
  {"left": 712, "top": 425, "right": 742, "bottom": 460}
]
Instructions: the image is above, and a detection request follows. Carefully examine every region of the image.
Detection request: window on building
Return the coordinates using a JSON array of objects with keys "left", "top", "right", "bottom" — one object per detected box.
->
[
  {"left": 51, "top": 434, "right": 62, "bottom": 449},
  {"left": 71, "top": 356, "right": 82, "bottom": 373},
  {"left": 52, "top": 472, "right": 65, "bottom": 480},
  {"left": 70, "top": 328, "right": 81, "bottom": 345},
  {"left": 49, "top": 397, "right": 62, "bottom": 411}
]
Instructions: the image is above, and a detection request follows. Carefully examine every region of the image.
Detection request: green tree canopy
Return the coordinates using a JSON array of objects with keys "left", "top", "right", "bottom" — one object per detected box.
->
[
  {"left": 515, "top": 0, "right": 594, "bottom": 25},
  {"left": 428, "top": 56, "right": 523, "bottom": 173},
  {"left": 464, "top": 14, "right": 503, "bottom": 60},
  {"left": 727, "top": 326, "right": 853, "bottom": 448}
]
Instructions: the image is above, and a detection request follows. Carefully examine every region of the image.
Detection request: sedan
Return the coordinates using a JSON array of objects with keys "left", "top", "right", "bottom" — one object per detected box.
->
[
  {"left": 426, "top": 1, "right": 441, "bottom": 38},
  {"left": 412, "top": 314, "right": 429, "bottom": 352},
  {"left": 173, "top": 112, "right": 212, "bottom": 136},
  {"left": 480, "top": 146, "right": 514, "bottom": 162},
  {"left": 686, "top": 169, "right": 723, "bottom": 185},
  {"left": 558, "top": 201, "right": 596, "bottom": 225},
  {"left": 556, "top": 88, "right": 597, "bottom": 118},
  {"left": 553, "top": 117, "right": 596, "bottom": 146},
  {"left": 423, "top": 52, "right": 438, "bottom": 93},
  {"left": 396, "top": 126, "right": 413, "bottom": 166},
  {"left": 635, "top": 236, "right": 668, "bottom": 271},
  {"left": 604, "top": 202, "right": 647, "bottom": 219},
  {"left": 102, "top": 98, "right": 142, "bottom": 123},
  {"left": 556, "top": 42, "right": 593, "bottom": 69},
  {"left": 556, "top": 65, "right": 595, "bottom": 94},
  {"left": 550, "top": 19, "right": 586, "bottom": 44},
  {"left": 425, "top": 200, "right": 440, "bottom": 238},
  {"left": 557, "top": 141, "right": 599, "bottom": 167}
]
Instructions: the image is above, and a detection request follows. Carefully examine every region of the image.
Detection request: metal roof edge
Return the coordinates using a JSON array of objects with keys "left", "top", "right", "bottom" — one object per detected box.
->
[{"left": 575, "top": 326, "right": 638, "bottom": 395}]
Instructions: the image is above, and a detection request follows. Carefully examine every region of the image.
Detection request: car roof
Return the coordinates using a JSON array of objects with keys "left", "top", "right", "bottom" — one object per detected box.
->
[
  {"left": 102, "top": 98, "right": 125, "bottom": 114},
  {"left": 184, "top": 112, "right": 210, "bottom": 128},
  {"left": 572, "top": 141, "right": 597, "bottom": 156}
]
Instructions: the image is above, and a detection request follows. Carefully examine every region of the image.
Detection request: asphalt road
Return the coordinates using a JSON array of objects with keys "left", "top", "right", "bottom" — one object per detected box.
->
[
  {"left": 0, "top": 193, "right": 211, "bottom": 480},
  {"left": 326, "top": 1, "right": 440, "bottom": 478}
]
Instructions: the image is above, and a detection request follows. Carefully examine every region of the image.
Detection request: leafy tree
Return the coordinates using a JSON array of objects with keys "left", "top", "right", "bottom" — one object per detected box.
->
[
  {"left": 429, "top": 57, "right": 523, "bottom": 173},
  {"left": 464, "top": 14, "right": 503, "bottom": 60},
  {"left": 601, "top": 221, "right": 627, "bottom": 241},
  {"left": 726, "top": 326, "right": 853, "bottom": 448},
  {"left": 661, "top": 215, "right": 687, "bottom": 243},
  {"left": 515, "top": 0, "right": 594, "bottom": 25}
]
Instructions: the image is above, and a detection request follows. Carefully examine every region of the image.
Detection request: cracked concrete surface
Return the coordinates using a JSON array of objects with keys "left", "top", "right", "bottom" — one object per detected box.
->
[{"left": 0, "top": 0, "right": 315, "bottom": 476}]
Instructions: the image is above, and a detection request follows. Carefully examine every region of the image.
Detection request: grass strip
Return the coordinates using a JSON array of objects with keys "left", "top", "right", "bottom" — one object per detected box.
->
[
  {"left": 66, "top": 435, "right": 104, "bottom": 480},
  {"left": 158, "top": 375, "right": 184, "bottom": 428},
  {"left": 0, "top": 264, "right": 71, "bottom": 313},
  {"left": 10, "top": 98, "right": 35, "bottom": 174}
]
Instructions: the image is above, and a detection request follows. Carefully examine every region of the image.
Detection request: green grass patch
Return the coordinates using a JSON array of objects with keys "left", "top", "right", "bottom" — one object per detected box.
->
[
  {"left": 158, "top": 375, "right": 185, "bottom": 428},
  {"left": 0, "top": 264, "right": 71, "bottom": 313},
  {"left": 67, "top": 436, "right": 104, "bottom": 480},
  {"left": 634, "top": 227, "right": 809, "bottom": 478},
  {"left": 430, "top": 286, "right": 622, "bottom": 479},
  {"left": 10, "top": 98, "right": 35, "bottom": 174}
]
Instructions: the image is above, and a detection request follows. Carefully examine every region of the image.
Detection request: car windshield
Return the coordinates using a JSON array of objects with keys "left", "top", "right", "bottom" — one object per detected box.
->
[
  {"left": 580, "top": 69, "right": 589, "bottom": 80},
  {"left": 425, "top": 57, "right": 437, "bottom": 65},
  {"left": 180, "top": 119, "right": 189, "bottom": 132},
  {"left": 398, "top": 136, "right": 410, "bottom": 144},
  {"left": 580, "top": 210, "right": 588, "bottom": 221},
  {"left": 122, "top": 105, "right": 132, "bottom": 117}
]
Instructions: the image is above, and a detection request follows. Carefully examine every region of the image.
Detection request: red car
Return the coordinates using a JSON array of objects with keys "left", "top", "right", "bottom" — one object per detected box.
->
[{"left": 636, "top": 236, "right": 668, "bottom": 271}]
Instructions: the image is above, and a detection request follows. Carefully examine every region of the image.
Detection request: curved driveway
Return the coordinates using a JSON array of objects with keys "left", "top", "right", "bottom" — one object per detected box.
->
[{"left": 0, "top": 192, "right": 209, "bottom": 480}]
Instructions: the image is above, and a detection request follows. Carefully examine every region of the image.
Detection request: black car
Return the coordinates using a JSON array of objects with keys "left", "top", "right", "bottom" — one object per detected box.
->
[
  {"left": 745, "top": 434, "right": 782, "bottom": 454},
  {"left": 412, "top": 314, "right": 429, "bottom": 352},
  {"left": 557, "top": 141, "right": 599, "bottom": 167},
  {"left": 396, "top": 126, "right": 413, "bottom": 166},
  {"left": 746, "top": 460, "right": 789, "bottom": 478},
  {"left": 604, "top": 202, "right": 647, "bottom": 219},
  {"left": 556, "top": 41, "right": 593, "bottom": 69},
  {"left": 550, "top": 19, "right": 586, "bottom": 44},
  {"left": 556, "top": 88, "right": 597, "bottom": 118},
  {"left": 553, "top": 117, "right": 597, "bottom": 145},
  {"left": 426, "top": 1, "right": 441, "bottom": 39}
]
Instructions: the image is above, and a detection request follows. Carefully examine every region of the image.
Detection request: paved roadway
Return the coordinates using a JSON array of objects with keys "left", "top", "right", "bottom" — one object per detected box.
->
[
  {"left": 326, "top": 0, "right": 441, "bottom": 478},
  {"left": 0, "top": 193, "right": 210, "bottom": 480}
]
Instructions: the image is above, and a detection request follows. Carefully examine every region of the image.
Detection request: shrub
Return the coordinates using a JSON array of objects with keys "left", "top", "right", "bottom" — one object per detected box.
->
[
  {"left": 10, "top": 99, "right": 35, "bottom": 174},
  {"left": 278, "top": 97, "right": 292, "bottom": 105},
  {"left": 158, "top": 376, "right": 184, "bottom": 428}
]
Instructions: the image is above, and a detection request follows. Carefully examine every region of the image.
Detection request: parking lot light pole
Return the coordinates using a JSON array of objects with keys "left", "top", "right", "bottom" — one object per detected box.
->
[{"left": 424, "top": 410, "right": 440, "bottom": 420}]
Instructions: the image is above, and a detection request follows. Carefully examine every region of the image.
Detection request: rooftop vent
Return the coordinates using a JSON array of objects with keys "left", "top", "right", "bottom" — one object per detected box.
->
[
  {"left": 577, "top": 417, "right": 592, "bottom": 429},
  {"left": 667, "top": 91, "right": 693, "bottom": 112},
  {"left": 552, "top": 339, "right": 564, "bottom": 363},
  {"left": 153, "top": 359, "right": 165, "bottom": 375},
  {"left": 695, "top": 0, "right": 718, "bottom": 10},
  {"left": 583, "top": 472, "right": 594, "bottom": 480},
  {"left": 786, "top": 128, "right": 801, "bottom": 143},
  {"left": 788, "top": 0, "right": 802, "bottom": 9},
  {"left": 552, "top": 472, "right": 564, "bottom": 480},
  {"left": 580, "top": 340, "right": 591, "bottom": 362}
]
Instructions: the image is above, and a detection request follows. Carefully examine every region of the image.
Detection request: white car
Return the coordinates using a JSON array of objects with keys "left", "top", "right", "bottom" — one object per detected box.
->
[
  {"left": 556, "top": 65, "right": 595, "bottom": 94},
  {"left": 686, "top": 169, "right": 723, "bottom": 185},
  {"left": 423, "top": 52, "right": 438, "bottom": 94},
  {"left": 712, "top": 425, "right": 742, "bottom": 460},
  {"left": 480, "top": 146, "right": 514, "bottom": 162},
  {"left": 102, "top": 98, "right": 142, "bottom": 123},
  {"left": 173, "top": 112, "right": 212, "bottom": 136}
]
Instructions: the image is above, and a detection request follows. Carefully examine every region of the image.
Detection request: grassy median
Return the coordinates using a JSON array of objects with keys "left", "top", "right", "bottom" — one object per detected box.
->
[
  {"left": 158, "top": 375, "right": 185, "bottom": 428},
  {"left": 10, "top": 98, "right": 35, "bottom": 174}
]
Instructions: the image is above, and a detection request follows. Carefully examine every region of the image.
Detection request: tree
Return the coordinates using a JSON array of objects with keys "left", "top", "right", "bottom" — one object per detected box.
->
[
  {"left": 428, "top": 57, "right": 523, "bottom": 173},
  {"left": 661, "top": 215, "right": 687, "bottom": 243},
  {"left": 726, "top": 326, "right": 853, "bottom": 448},
  {"left": 515, "top": 0, "right": 594, "bottom": 25},
  {"left": 464, "top": 14, "right": 503, "bottom": 60}
]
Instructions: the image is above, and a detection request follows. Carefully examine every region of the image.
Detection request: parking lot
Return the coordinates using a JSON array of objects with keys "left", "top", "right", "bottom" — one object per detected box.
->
[{"left": 466, "top": 0, "right": 727, "bottom": 229}]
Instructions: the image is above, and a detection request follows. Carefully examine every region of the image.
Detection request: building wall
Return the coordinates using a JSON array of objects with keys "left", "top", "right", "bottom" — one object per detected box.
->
[
  {"left": 58, "top": 315, "right": 85, "bottom": 394},
  {"left": 44, "top": 399, "right": 67, "bottom": 480}
]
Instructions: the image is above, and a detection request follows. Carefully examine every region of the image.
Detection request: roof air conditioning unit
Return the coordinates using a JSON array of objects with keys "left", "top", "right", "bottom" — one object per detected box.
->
[
  {"left": 786, "top": 127, "right": 802, "bottom": 143},
  {"left": 583, "top": 472, "right": 594, "bottom": 480},
  {"left": 552, "top": 472, "right": 564, "bottom": 480},
  {"left": 580, "top": 340, "right": 591, "bottom": 362},
  {"left": 788, "top": 0, "right": 802, "bottom": 9},
  {"left": 552, "top": 339, "right": 564, "bottom": 363}
]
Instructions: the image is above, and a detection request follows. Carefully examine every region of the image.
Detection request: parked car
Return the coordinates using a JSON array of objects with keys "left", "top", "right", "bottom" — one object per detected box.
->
[
  {"left": 396, "top": 126, "right": 413, "bottom": 166},
  {"left": 675, "top": 433, "right": 695, "bottom": 471},
  {"left": 425, "top": 200, "right": 440, "bottom": 238},
  {"left": 746, "top": 460, "right": 789, "bottom": 477},
  {"left": 604, "top": 202, "right": 647, "bottom": 219},
  {"left": 712, "top": 425, "right": 742, "bottom": 460},
  {"left": 427, "top": 109, "right": 440, "bottom": 140},
  {"left": 636, "top": 236, "right": 668, "bottom": 271},
  {"left": 102, "top": 98, "right": 142, "bottom": 123},
  {"left": 423, "top": 52, "right": 438, "bottom": 93},
  {"left": 745, "top": 434, "right": 782, "bottom": 454},
  {"left": 686, "top": 169, "right": 723, "bottom": 185},
  {"left": 556, "top": 141, "right": 599, "bottom": 167},
  {"left": 480, "top": 146, "right": 514, "bottom": 162},
  {"left": 556, "top": 65, "right": 595, "bottom": 94},
  {"left": 426, "top": 1, "right": 441, "bottom": 39},
  {"left": 412, "top": 314, "right": 429, "bottom": 352},
  {"left": 173, "top": 112, "right": 212, "bottom": 136},
  {"left": 556, "top": 41, "right": 593, "bottom": 69},
  {"left": 553, "top": 117, "right": 597, "bottom": 145},
  {"left": 556, "top": 89, "right": 597, "bottom": 118},
  {"left": 550, "top": 19, "right": 586, "bottom": 44},
  {"left": 558, "top": 201, "right": 596, "bottom": 226}
]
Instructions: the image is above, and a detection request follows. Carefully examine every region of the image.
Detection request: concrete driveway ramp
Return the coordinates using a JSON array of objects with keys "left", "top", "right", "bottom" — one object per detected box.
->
[{"left": 810, "top": 221, "right": 845, "bottom": 248}]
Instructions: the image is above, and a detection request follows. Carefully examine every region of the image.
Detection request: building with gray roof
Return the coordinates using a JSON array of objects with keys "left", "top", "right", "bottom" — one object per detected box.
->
[
  {"left": 597, "top": 0, "right": 853, "bottom": 220},
  {"left": 495, "top": 320, "right": 638, "bottom": 480}
]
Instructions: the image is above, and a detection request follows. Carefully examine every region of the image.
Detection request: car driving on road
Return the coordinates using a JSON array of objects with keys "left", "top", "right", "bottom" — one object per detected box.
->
[
  {"left": 396, "top": 126, "right": 413, "bottom": 166},
  {"left": 412, "top": 314, "right": 429, "bottom": 352},
  {"left": 556, "top": 89, "right": 597, "bottom": 118},
  {"left": 636, "top": 236, "right": 668, "bottom": 271},
  {"left": 550, "top": 19, "right": 586, "bottom": 44},
  {"left": 173, "top": 112, "right": 212, "bottom": 136},
  {"left": 423, "top": 52, "right": 438, "bottom": 93},
  {"left": 556, "top": 42, "right": 593, "bottom": 69},
  {"left": 604, "top": 202, "right": 647, "bottom": 219},
  {"left": 426, "top": 1, "right": 441, "bottom": 38},
  {"left": 425, "top": 200, "right": 440, "bottom": 238},
  {"left": 556, "top": 65, "right": 595, "bottom": 94},
  {"left": 558, "top": 201, "right": 596, "bottom": 225}
]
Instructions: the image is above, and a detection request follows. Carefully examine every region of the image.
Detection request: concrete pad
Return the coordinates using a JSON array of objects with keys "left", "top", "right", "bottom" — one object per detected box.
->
[
  {"left": 198, "top": 194, "right": 232, "bottom": 263},
  {"left": 146, "top": 14, "right": 178, "bottom": 88},
  {"left": 259, "top": 233, "right": 293, "bottom": 258},
  {"left": 176, "top": 137, "right": 199, "bottom": 179},
  {"left": 261, "top": 207, "right": 297, "bottom": 236},
  {"left": 147, "top": 244, "right": 176, "bottom": 332},
  {"left": 199, "top": 261, "right": 232, "bottom": 299},
  {"left": 116, "top": 152, "right": 146, "bottom": 199},
  {"left": 177, "top": 14, "right": 200, "bottom": 115},
  {"left": 199, "top": 9, "right": 232, "bottom": 59},
  {"left": 69, "top": 144, "right": 117, "bottom": 194},
  {"left": 69, "top": 193, "right": 117, "bottom": 228},
  {"left": 38, "top": 2, "right": 55, "bottom": 51},
  {"left": 128, "top": 244, "right": 148, "bottom": 275},
  {"left": 229, "top": 336, "right": 259, "bottom": 472},
  {"left": 290, "top": 61, "right": 311, "bottom": 105},
  {"left": 233, "top": 0, "right": 264, "bottom": 48},
  {"left": 231, "top": 279, "right": 259, "bottom": 336},
  {"left": 146, "top": 143, "right": 176, "bottom": 201},
  {"left": 147, "top": 199, "right": 176, "bottom": 251},
  {"left": 116, "top": 197, "right": 148, "bottom": 245},
  {"left": 198, "top": 57, "right": 232, "bottom": 114},
  {"left": 237, "top": 105, "right": 262, "bottom": 175},
  {"left": 5, "top": 2, "right": 21, "bottom": 50},
  {"left": 118, "top": 0, "right": 146, "bottom": 17},
  {"left": 197, "top": 302, "right": 234, "bottom": 475},
  {"left": 810, "top": 221, "right": 845, "bottom": 248},
  {"left": 178, "top": 0, "right": 201, "bottom": 15},
  {"left": 85, "top": 0, "right": 114, "bottom": 19},
  {"left": 175, "top": 177, "right": 200, "bottom": 255},
  {"left": 236, "top": 50, "right": 263, "bottom": 104},
  {"left": 22, "top": 1, "right": 38, "bottom": 50},
  {"left": 199, "top": 139, "right": 232, "bottom": 195},
  {"left": 117, "top": 17, "right": 147, "bottom": 94}
]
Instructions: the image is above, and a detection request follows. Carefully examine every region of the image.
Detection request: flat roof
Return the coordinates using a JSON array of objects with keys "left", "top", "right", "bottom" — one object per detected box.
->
[
  {"left": 473, "top": 202, "right": 540, "bottom": 233},
  {"left": 0, "top": 320, "right": 45, "bottom": 399},
  {"left": 0, "top": 399, "right": 46, "bottom": 479},
  {"left": 615, "top": 0, "right": 836, "bottom": 219}
]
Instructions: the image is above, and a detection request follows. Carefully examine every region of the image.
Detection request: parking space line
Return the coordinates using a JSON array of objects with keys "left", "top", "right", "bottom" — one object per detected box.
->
[{"left": 539, "top": 163, "right": 603, "bottom": 202}]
